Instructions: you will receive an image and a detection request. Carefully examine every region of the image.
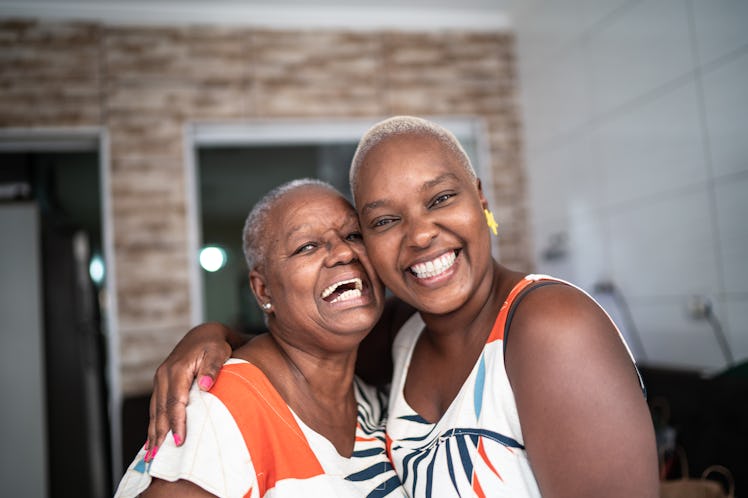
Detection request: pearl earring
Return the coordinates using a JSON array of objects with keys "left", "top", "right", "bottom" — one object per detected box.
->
[{"left": 263, "top": 303, "right": 272, "bottom": 310}]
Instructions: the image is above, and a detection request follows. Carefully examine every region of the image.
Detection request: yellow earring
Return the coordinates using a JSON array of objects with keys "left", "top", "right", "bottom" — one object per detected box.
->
[{"left": 484, "top": 209, "right": 499, "bottom": 236}]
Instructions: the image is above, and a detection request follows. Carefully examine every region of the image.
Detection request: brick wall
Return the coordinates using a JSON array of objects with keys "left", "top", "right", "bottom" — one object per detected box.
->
[{"left": 0, "top": 19, "right": 529, "bottom": 395}]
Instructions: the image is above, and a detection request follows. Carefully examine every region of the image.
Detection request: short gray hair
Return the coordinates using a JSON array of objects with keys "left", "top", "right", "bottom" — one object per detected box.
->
[
  {"left": 349, "top": 116, "right": 476, "bottom": 203},
  {"left": 242, "top": 178, "right": 339, "bottom": 271}
]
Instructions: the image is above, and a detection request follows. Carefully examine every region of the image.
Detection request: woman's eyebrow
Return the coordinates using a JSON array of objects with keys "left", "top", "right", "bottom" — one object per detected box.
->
[
  {"left": 360, "top": 199, "right": 386, "bottom": 216},
  {"left": 360, "top": 173, "right": 460, "bottom": 215},
  {"left": 420, "top": 173, "right": 459, "bottom": 193},
  {"left": 285, "top": 223, "right": 311, "bottom": 240}
]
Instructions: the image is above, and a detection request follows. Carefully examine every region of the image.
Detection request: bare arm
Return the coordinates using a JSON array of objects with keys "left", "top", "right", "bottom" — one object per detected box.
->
[
  {"left": 505, "top": 284, "right": 659, "bottom": 498},
  {"left": 140, "top": 478, "right": 217, "bottom": 498},
  {"left": 146, "top": 322, "right": 246, "bottom": 451}
]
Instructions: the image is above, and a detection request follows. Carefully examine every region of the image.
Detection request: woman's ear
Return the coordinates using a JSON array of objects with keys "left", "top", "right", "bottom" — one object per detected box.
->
[
  {"left": 249, "top": 269, "right": 271, "bottom": 310},
  {"left": 476, "top": 178, "right": 489, "bottom": 210}
]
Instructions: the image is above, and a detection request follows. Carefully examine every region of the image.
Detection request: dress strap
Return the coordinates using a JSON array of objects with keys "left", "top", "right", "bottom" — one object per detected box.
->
[
  {"left": 501, "top": 280, "right": 564, "bottom": 358},
  {"left": 488, "top": 275, "right": 563, "bottom": 345}
]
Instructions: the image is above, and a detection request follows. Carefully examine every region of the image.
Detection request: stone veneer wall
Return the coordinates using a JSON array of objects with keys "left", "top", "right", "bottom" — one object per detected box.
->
[{"left": 0, "top": 19, "right": 529, "bottom": 396}]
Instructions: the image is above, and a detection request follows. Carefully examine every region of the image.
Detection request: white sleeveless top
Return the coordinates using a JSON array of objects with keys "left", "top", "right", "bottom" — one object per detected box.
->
[{"left": 386, "top": 274, "right": 639, "bottom": 497}]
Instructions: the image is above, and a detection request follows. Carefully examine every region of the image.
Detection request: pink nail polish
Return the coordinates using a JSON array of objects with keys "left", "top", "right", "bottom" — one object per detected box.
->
[
  {"left": 144, "top": 448, "right": 152, "bottom": 462},
  {"left": 198, "top": 375, "right": 213, "bottom": 390},
  {"left": 150, "top": 445, "right": 159, "bottom": 459},
  {"left": 173, "top": 434, "right": 182, "bottom": 446}
]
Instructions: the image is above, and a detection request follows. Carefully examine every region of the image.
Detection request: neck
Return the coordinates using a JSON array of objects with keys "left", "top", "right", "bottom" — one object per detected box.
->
[
  {"left": 272, "top": 335, "right": 358, "bottom": 401},
  {"left": 234, "top": 332, "right": 360, "bottom": 457},
  {"left": 419, "top": 261, "right": 515, "bottom": 354}
]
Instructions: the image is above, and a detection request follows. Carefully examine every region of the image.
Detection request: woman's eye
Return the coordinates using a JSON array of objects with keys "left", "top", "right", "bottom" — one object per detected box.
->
[
  {"left": 372, "top": 218, "right": 395, "bottom": 228},
  {"left": 430, "top": 192, "right": 456, "bottom": 208},
  {"left": 346, "top": 231, "right": 363, "bottom": 241},
  {"left": 293, "top": 242, "right": 317, "bottom": 255}
]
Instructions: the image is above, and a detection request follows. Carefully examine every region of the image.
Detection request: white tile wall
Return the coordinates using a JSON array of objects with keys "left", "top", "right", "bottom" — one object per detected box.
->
[
  {"left": 588, "top": 0, "right": 694, "bottom": 117},
  {"left": 519, "top": 43, "right": 592, "bottom": 151},
  {"left": 514, "top": 0, "right": 748, "bottom": 371},
  {"left": 690, "top": 0, "right": 748, "bottom": 66},
  {"left": 596, "top": 80, "right": 708, "bottom": 207},
  {"left": 514, "top": 0, "right": 585, "bottom": 73},
  {"left": 532, "top": 211, "right": 611, "bottom": 293},
  {"left": 608, "top": 188, "right": 720, "bottom": 298},
  {"left": 531, "top": 217, "right": 577, "bottom": 282},
  {"left": 526, "top": 131, "right": 604, "bottom": 224},
  {"left": 580, "top": 0, "right": 638, "bottom": 32},
  {"left": 714, "top": 173, "right": 748, "bottom": 294},
  {"left": 701, "top": 50, "right": 748, "bottom": 178}
]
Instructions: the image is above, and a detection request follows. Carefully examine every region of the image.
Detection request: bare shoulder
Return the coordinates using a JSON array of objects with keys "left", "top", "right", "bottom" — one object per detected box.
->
[
  {"left": 504, "top": 281, "right": 659, "bottom": 498},
  {"left": 504, "top": 281, "right": 641, "bottom": 421},
  {"left": 505, "top": 282, "right": 633, "bottom": 373},
  {"left": 141, "top": 478, "right": 217, "bottom": 498},
  {"left": 232, "top": 333, "right": 276, "bottom": 364}
]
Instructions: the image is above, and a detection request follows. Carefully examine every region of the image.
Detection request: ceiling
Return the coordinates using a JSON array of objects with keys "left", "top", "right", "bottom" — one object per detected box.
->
[{"left": 0, "top": 0, "right": 517, "bottom": 31}]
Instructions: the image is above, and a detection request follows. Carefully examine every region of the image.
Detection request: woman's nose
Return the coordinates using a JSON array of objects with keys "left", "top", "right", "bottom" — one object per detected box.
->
[
  {"left": 406, "top": 216, "right": 438, "bottom": 249},
  {"left": 326, "top": 236, "right": 357, "bottom": 265}
]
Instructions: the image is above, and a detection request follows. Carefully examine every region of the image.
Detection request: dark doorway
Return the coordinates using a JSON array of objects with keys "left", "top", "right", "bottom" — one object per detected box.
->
[{"left": 0, "top": 150, "right": 111, "bottom": 497}]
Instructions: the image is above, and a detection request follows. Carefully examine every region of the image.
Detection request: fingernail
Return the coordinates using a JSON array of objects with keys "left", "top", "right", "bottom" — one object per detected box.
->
[
  {"left": 198, "top": 375, "right": 213, "bottom": 390},
  {"left": 150, "top": 445, "right": 159, "bottom": 459},
  {"left": 173, "top": 434, "right": 182, "bottom": 446},
  {"left": 144, "top": 448, "right": 152, "bottom": 462}
]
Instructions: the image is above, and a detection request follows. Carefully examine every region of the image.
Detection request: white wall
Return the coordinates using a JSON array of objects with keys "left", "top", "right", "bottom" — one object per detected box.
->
[
  {"left": 0, "top": 204, "right": 48, "bottom": 497},
  {"left": 513, "top": 0, "right": 748, "bottom": 372}
]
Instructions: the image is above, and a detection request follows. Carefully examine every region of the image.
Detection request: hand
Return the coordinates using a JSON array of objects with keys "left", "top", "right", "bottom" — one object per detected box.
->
[{"left": 145, "top": 322, "right": 238, "bottom": 455}]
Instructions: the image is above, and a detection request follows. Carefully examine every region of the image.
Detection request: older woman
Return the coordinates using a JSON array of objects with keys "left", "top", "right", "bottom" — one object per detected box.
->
[
  {"left": 115, "top": 179, "right": 405, "bottom": 498},
  {"left": 147, "top": 117, "right": 659, "bottom": 498}
]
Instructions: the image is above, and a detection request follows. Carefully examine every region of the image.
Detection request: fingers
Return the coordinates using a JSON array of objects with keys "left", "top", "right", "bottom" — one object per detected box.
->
[
  {"left": 144, "top": 323, "right": 235, "bottom": 454},
  {"left": 165, "top": 391, "right": 188, "bottom": 449},
  {"left": 159, "top": 360, "right": 192, "bottom": 451},
  {"left": 146, "top": 390, "right": 158, "bottom": 456},
  {"left": 196, "top": 354, "right": 225, "bottom": 391},
  {"left": 145, "top": 364, "right": 175, "bottom": 459}
]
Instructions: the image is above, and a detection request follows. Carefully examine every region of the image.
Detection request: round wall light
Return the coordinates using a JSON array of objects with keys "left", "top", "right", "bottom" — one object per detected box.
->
[
  {"left": 89, "top": 254, "right": 105, "bottom": 284},
  {"left": 199, "top": 245, "right": 228, "bottom": 272}
]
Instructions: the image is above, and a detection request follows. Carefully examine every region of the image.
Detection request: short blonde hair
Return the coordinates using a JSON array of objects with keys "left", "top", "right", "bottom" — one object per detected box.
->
[{"left": 349, "top": 116, "right": 476, "bottom": 204}]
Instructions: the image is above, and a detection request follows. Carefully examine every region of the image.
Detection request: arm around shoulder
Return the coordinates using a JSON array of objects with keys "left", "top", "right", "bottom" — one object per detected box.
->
[
  {"left": 504, "top": 283, "right": 659, "bottom": 498},
  {"left": 148, "top": 322, "right": 246, "bottom": 451}
]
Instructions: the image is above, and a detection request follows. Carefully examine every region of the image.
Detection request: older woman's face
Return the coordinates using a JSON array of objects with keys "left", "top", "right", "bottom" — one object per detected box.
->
[
  {"left": 354, "top": 133, "right": 492, "bottom": 315},
  {"left": 257, "top": 186, "right": 384, "bottom": 353}
]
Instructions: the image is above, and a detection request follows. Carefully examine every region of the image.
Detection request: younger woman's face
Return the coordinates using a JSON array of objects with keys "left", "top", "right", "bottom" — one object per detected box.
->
[{"left": 353, "top": 133, "right": 493, "bottom": 315}]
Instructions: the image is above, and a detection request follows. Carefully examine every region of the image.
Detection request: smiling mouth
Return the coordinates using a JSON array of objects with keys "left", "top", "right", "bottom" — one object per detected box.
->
[
  {"left": 321, "top": 278, "right": 364, "bottom": 303},
  {"left": 408, "top": 250, "right": 457, "bottom": 279}
]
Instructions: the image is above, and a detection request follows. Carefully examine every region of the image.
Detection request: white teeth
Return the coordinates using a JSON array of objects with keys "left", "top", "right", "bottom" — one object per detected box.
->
[
  {"left": 331, "top": 288, "right": 363, "bottom": 303},
  {"left": 410, "top": 251, "right": 456, "bottom": 279},
  {"left": 321, "top": 278, "right": 363, "bottom": 300}
]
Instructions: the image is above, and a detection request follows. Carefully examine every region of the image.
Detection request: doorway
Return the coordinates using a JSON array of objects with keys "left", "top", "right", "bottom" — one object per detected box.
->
[{"left": 0, "top": 129, "right": 116, "bottom": 497}]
